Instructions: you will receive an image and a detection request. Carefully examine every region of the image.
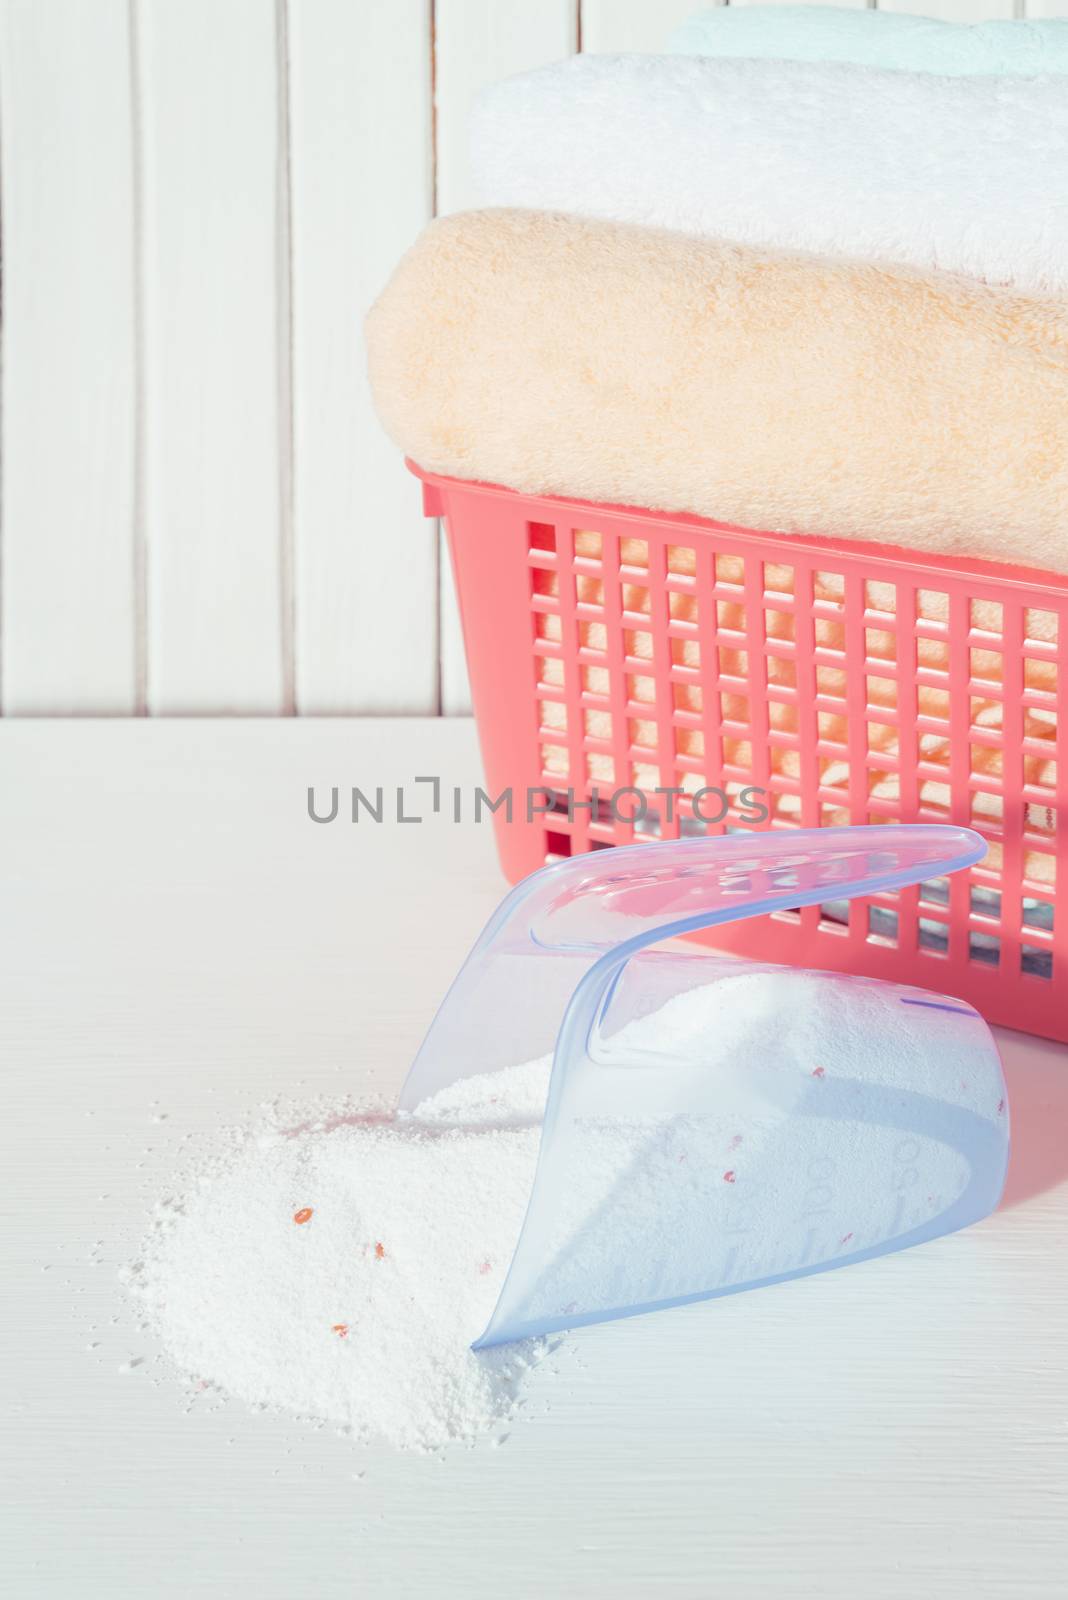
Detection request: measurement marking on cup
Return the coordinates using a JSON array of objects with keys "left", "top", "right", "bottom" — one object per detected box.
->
[
  {"left": 887, "top": 1193, "right": 907, "bottom": 1237},
  {"left": 899, "top": 997, "right": 974, "bottom": 1017},
  {"left": 801, "top": 1153, "right": 837, "bottom": 1220},
  {"left": 711, "top": 1123, "right": 959, "bottom": 1296}
]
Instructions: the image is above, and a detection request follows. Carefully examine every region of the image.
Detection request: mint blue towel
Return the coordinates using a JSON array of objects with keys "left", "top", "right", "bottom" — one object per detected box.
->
[{"left": 668, "top": 7, "right": 1068, "bottom": 77}]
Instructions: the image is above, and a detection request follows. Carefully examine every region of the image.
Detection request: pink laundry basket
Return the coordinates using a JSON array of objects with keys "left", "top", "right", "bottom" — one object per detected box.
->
[{"left": 412, "top": 461, "right": 1068, "bottom": 1043}]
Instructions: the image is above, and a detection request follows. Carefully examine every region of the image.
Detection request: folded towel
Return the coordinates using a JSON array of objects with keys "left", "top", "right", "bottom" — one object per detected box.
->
[
  {"left": 471, "top": 54, "right": 1068, "bottom": 296},
  {"left": 366, "top": 209, "right": 1068, "bottom": 572},
  {"left": 669, "top": 6, "right": 1068, "bottom": 77}
]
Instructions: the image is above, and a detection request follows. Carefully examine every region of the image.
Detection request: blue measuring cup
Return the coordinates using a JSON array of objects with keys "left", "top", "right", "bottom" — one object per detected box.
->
[{"left": 399, "top": 825, "right": 1008, "bottom": 1348}]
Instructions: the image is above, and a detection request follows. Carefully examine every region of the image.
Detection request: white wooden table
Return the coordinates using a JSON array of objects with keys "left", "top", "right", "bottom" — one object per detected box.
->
[{"left": 3, "top": 720, "right": 1067, "bottom": 1599}]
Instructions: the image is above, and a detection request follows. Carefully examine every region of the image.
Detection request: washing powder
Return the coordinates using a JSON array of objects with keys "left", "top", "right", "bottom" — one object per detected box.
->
[
  {"left": 124, "top": 1072, "right": 552, "bottom": 1453},
  {"left": 124, "top": 970, "right": 1003, "bottom": 1451}
]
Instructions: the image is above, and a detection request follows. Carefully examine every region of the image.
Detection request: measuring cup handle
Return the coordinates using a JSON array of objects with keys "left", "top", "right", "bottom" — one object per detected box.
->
[{"left": 507, "top": 824, "right": 985, "bottom": 956}]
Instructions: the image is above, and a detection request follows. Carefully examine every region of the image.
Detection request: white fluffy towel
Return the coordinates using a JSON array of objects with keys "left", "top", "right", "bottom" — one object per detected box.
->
[{"left": 471, "top": 54, "right": 1068, "bottom": 297}]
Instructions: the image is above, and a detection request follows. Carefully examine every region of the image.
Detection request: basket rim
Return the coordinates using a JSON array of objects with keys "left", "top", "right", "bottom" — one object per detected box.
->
[{"left": 406, "top": 458, "right": 1068, "bottom": 602}]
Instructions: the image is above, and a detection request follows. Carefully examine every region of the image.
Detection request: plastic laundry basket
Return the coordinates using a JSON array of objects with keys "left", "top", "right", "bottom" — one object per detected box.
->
[{"left": 412, "top": 461, "right": 1068, "bottom": 1042}]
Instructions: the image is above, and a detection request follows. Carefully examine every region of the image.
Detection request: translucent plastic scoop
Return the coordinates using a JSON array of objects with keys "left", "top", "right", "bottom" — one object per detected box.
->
[{"left": 399, "top": 826, "right": 1008, "bottom": 1348}]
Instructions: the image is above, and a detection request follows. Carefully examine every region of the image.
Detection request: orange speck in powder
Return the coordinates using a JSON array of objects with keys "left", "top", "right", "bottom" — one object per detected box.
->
[
  {"left": 293, "top": 1208, "right": 313, "bottom": 1225},
  {"left": 332, "top": 1323, "right": 349, "bottom": 1338},
  {"left": 374, "top": 1241, "right": 386, "bottom": 1260}
]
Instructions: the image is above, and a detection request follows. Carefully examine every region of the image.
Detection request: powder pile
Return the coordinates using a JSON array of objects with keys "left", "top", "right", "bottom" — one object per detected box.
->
[
  {"left": 125, "top": 968, "right": 1003, "bottom": 1452},
  {"left": 125, "top": 1067, "right": 552, "bottom": 1452}
]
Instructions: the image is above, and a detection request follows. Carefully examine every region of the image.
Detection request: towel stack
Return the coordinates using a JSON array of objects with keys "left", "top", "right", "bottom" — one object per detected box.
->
[
  {"left": 368, "top": 12, "right": 1068, "bottom": 569},
  {"left": 366, "top": 8, "right": 1068, "bottom": 886}
]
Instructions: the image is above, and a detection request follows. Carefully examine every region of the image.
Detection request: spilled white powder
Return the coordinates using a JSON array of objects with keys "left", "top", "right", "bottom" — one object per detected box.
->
[
  {"left": 125, "top": 1074, "right": 552, "bottom": 1453},
  {"left": 125, "top": 969, "right": 1002, "bottom": 1452}
]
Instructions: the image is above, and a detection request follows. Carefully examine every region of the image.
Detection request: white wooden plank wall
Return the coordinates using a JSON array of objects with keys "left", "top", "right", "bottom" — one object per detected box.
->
[
  {"left": 288, "top": 0, "right": 435, "bottom": 715},
  {"left": 1, "top": 0, "right": 1064, "bottom": 717},
  {"left": 137, "top": 0, "right": 288, "bottom": 714},
  {"left": 0, "top": 0, "right": 138, "bottom": 714}
]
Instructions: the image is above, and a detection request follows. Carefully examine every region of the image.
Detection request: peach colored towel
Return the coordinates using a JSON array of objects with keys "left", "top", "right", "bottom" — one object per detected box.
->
[{"left": 366, "top": 209, "right": 1068, "bottom": 574}]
